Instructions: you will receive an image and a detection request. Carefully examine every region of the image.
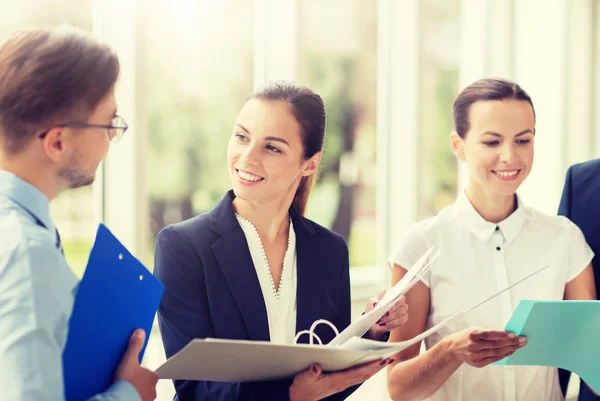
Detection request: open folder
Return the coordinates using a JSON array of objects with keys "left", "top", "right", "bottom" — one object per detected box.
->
[
  {"left": 496, "top": 300, "right": 600, "bottom": 393},
  {"left": 329, "top": 246, "right": 440, "bottom": 346},
  {"left": 155, "top": 251, "right": 548, "bottom": 383},
  {"left": 62, "top": 224, "right": 164, "bottom": 401}
]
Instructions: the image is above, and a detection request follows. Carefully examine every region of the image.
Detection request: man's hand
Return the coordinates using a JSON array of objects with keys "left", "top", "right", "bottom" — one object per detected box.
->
[{"left": 115, "top": 329, "right": 159, "bottom": 401}]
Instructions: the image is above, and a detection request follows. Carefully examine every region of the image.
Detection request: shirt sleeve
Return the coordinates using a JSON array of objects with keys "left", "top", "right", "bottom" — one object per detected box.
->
[
  {"left": 0, "top": 236, "right": 140, "bottom": 401},
  {"left": 87, "top": 381, "right": 141, "bottom": 401},
  {"left": 0, "top": 237, "right": 69, "bottom": 401},
  {"left": 388, "top": 222, "right": 433, "bottom": 287},
  {"left": 564, "top": 218, "right": 595, "bottom": 282},
  {"left": 557, "top": 166, "right": 573, "bottom": 217}
]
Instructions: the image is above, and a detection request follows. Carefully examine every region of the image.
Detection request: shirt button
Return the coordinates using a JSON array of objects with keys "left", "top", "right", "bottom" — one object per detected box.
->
[
  {"left": 495, "top": 226, "right": 500, "bottom": 231},
  {"left": 496, "top": 246, "right": 501, "bottom": 251}
]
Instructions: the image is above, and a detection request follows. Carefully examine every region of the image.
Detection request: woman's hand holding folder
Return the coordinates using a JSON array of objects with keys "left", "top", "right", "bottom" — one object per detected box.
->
[{"left": 289, "top": 358, "right": 394, "bottom": 401}]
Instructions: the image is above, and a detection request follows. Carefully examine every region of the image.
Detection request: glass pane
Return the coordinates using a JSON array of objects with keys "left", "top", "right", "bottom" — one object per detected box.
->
[
  {"left": 417, "top": 0, "right": 461, "bottom": 219},
  {"left": 0, "top": 1, "right": 95, "bottom": 277},
  {"left": 145, "top": 1, "right": 255, "bottom": 260},
  {"left": 51, "top": 188, "right": 96, "bottom": 277},
  {"left": 298, "top": 0, "right": 378, "bottom": 267},
  {"left": 141, "top": 3, "right": 255, "bottom": 398}
]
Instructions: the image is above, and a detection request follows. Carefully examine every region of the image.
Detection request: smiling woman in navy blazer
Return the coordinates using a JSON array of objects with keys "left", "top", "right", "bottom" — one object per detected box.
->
[{"left": 154, "top": 81, "right": 409, "bottom": 401}]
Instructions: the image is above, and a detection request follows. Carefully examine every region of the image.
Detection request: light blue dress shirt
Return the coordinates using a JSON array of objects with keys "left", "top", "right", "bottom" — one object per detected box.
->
[{"left": 0, "top": 169, "right": 140, "bottom": 401}]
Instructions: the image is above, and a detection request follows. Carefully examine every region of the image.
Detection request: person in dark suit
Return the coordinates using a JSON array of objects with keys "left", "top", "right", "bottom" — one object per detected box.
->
[
  {"left": 558, "top": 158, "right": 600, "bottom": 401},
  {"left": 154, "top": 81, "right": 409, "bottom": 401}
]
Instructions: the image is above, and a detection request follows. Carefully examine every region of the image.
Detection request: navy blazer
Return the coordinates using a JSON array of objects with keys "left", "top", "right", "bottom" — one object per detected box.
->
[
  {"left": 155, "top": 191, "right": 357, "bottom": 401},
  {"left": 558, "top": 159, "right": 600, "bottom": 401}
]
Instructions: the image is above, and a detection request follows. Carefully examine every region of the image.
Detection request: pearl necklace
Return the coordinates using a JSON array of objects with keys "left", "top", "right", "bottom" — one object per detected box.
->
[{"left": 235, "top": 214, "right": 292, "bottom": 301}]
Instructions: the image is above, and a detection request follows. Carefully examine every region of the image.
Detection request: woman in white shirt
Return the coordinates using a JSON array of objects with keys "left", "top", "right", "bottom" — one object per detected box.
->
[
  {"left": 386, "top": 78, "right": 596, "bottom": 401},
  {"left": 155, "top": 80, "right": 408, "bottom": 401}
]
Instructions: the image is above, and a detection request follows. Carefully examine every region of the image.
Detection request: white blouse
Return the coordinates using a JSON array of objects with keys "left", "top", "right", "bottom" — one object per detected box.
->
[
  {"left": 236, "top": 214, "right": 297, "bottom": 344},
  {"left": 390, "top": 193, "right": 594, "bottom": 401}
]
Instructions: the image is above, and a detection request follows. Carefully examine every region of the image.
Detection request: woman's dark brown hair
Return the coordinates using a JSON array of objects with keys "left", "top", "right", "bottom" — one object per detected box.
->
[
  {"left": 247, "top": 80, "right": 326, "bottom": 216},
  {"left": 0, "top": 26, "right": 120, "bottom": 154},
  {"left": 453, "top": 78, "right": 535, "bottom": 138}
]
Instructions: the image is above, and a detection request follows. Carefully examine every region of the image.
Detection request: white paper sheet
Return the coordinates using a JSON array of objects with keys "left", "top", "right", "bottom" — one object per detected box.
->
[{"left": 328, "top": 246, "right": 439, "bottom": 346}]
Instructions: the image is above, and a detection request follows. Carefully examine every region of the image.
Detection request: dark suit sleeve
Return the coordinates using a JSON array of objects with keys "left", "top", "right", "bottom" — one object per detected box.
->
[
  {"left": 556, "top": 166, "right": 579, "bottom": 398},
  {"left": 557, "top": 167, "right": 571, "bottom": 396},
  {"left": 558, "top": 166, "right": 573, "bottom": 218},
  {"left": 325, "top": 241, "right": 359, "bottom": 401},
  {"left": 155, "top": 225, "right": 291, "bottom": 401}
]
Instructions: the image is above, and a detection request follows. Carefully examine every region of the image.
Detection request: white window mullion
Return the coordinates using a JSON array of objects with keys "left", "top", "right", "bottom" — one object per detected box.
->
[
  {"left": 514, "top": 0, "right": 568, "bottom": 214},
  {"left": 456, "top": 0, "right": 489, "bottom": 193},
  {"left": 487, "top": 0, "right": 515, "bottom": 78},
  {"left": 376, "top": 0, "right": 420, "bottom": 277},
  {"left": 565, "top": 0, "right": 595, "bottom": 166},
  {"left": 92, "top": 0, "right": 148, "bottom": 261},
  {"left": 253, "top": 0, "right": 298, "bottom": 88},
  {"left": 457, "top": 0, "right": 514, "bottom": 193}
]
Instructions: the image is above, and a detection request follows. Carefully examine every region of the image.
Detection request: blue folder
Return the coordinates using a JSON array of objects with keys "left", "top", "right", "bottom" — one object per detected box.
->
[
  {"left": 62, "top": 224, "right": 164, "bottom": 401},
  {"left": 496, "top": 300, "right": 600, "bottom": 393}
]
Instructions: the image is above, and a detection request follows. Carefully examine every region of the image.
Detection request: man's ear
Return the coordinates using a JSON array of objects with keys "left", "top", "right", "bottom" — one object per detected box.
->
[
  {"left": 302, "top": 151, "right": 322, "bottom": 176},
  {"left": 40, "top": 127, "right": 66, "bottom": 163},
  {"left": 450, "top": 131, "right": 465, "bottom": 161}
]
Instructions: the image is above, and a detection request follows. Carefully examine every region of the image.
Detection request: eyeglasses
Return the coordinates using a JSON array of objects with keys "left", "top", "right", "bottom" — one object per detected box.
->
[{"left": 37, "top": 115, "right": 129, "bottom": 143}]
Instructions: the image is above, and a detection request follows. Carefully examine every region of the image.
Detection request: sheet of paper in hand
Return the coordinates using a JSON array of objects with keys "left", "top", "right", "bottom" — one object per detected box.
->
[{"left": 328, "top": 246, "right": 439, "bottom": 346}]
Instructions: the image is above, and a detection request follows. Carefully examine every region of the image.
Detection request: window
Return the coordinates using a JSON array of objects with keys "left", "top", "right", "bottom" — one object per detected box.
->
[
  {"left": 298, "top": 0, "right": 378, "bottom": 267},
  {"left": 0, "top": 0, "right": 95, "bottom": 277},
  {"left": 139, "top": 2, "right": 256, "bottom": 398},
  {"left": 144, "top": 0, "right": 255, "bottom": 261},
  {"left": 417, "top": 0, "right": 460, "bottom": 219}
]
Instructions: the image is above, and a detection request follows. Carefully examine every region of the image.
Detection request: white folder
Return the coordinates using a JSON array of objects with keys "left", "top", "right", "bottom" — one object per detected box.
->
[
  {"left": 154, "top": 309, "right": 461, "bottom": 382},
  {"left": 155, "top": 338, "right": 390, "bottom": 382},
  {"left": 154, "top": 252, "right": 547, "bottom": 383}
]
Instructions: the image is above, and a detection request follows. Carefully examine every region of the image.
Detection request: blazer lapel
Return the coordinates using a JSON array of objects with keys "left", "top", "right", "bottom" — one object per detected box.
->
[
  {"left": 209, "top": 192, "right": 270, "bottom": 342},
  {"left": 292, "top": 208, "right": 324, "bottom": 343}
]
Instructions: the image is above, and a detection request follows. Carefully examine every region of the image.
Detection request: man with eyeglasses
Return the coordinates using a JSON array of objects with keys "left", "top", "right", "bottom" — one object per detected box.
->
[{"left": 0, "top": 26, "right": 157, "bottom": 401}]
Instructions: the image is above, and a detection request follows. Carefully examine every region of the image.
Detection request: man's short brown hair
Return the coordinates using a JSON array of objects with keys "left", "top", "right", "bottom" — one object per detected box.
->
[{"left": 0, "top": 25, "right": 120, "bottom": 154}]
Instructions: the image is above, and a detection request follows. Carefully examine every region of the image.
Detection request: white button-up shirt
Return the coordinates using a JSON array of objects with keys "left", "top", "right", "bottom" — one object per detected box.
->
[
  {"left": 390, "top": 193, "right": 594, "bottom": 401},
  {"left": 236, "top": 215, "right": 297, "bottom": 344}
]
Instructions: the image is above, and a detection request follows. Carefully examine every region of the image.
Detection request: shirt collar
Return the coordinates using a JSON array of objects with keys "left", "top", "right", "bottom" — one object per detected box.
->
[
  {"left": 0, "top": 168, "right": 54, "bottom": 232},
  {"left": 456, "top": 191, "right": 526, "bottom": 244}
]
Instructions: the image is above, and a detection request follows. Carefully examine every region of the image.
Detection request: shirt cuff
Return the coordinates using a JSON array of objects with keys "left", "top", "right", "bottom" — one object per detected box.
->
[{"left": 104, "top": 380, "right": 141, "bottom": 401}]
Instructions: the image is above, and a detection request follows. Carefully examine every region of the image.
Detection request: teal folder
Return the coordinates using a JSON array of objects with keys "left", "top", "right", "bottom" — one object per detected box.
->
[
  {"left": 496, "top": 300, "right": 600, "bottom": 392},
  {"left": 62, "top": 224, "right": 164, "bottom": 401}
]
